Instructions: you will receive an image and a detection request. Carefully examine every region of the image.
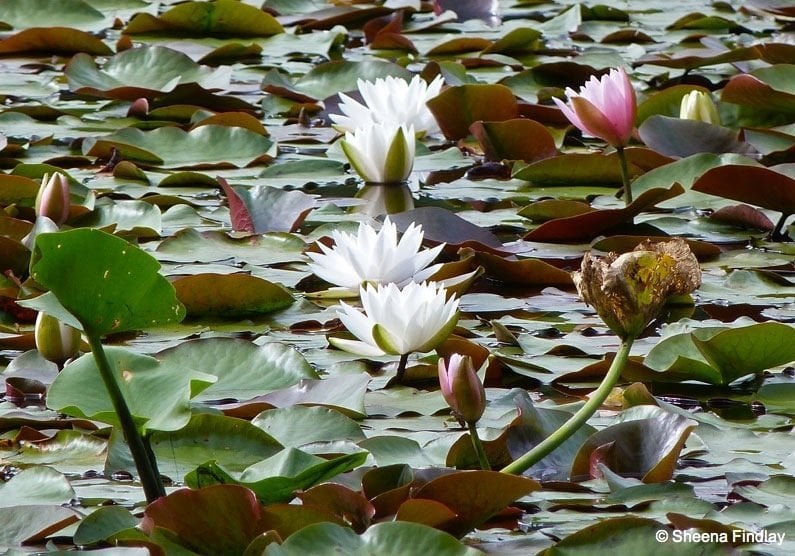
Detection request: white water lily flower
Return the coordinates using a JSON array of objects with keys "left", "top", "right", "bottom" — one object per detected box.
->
[
  {"left": 331, "top": 281, "right": 460, "bottom": 357},
  {"left": 341, "top": 123, "right": 415, "bottom": 184},
  {"left": 331, "top": 74, "right": 444, "bottom": 137},
  {"left": 307, "top": 217, "right": 443, "bottom": 291}
]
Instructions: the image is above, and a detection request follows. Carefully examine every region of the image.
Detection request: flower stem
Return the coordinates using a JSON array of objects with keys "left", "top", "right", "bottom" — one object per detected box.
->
[
  {"left": 616, "top": 147, "right": 632, "bottom": 206},
  {"left": 87, "top": 334, "right": 165, "bottom": 503},
  {"left": 501, "top": 337, "right": 634, "bottom": 475},
  {"left": 468, "top": 421, "right": 490, "bottom": 471},
  {"left": 393, "top": 353, "right": 410, "bottom": 385}
]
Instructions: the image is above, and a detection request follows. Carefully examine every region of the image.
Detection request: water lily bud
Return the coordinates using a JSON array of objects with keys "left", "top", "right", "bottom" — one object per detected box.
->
[
  {"left": 35, "top": 312, "right": 81, "bottom": 364},
  {"left": 573, "top": 238, "right": 701, "bottom": 339},
  {"left": 438, "top": 354, "right": 486, "bottom": 424},
  {"left": 679, "top": 90, "right": 720, "bottom": 125},
  {"left": 552, "top": 68, "right": 637, "bottom": 148},
  {"left": 34, "top": 172, "right": 70, "bottom": 226},
  {"left": 341, "top": 123, "right": 416, "bottom": 185}
]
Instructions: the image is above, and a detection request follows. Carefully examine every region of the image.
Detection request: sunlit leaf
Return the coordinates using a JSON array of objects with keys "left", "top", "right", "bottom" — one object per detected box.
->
[
  {"left": 48, "top": 347, "right": 215, "bottom": 432},
  {"left": 28, "top": 228, "right": 186, "bottom": 336},
  {"left": 157, "top": 338, "right": 317, "bottom": 403}
]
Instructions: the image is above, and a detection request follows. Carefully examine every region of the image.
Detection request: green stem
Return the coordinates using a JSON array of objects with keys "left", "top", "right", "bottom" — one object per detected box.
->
[
  {"left": 501, "top": 337, "right": 634, "bottom": 475},
  {"left": 468, "top": 421, "right": 490, "bottom": 471},
  {"left": 87, "top": 334, "right": 165, "bottom": 503},
  {"left": 616, "top": 147, "right": 632, "bottom": 206},
  {"left": 393, "top": 353, "right": 410, "bottom": 385}
]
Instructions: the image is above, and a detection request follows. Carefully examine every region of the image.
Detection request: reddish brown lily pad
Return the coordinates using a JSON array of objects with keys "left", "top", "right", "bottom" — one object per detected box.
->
[
  {"left": 470, "top": 119, "right": 557, "bottom": 163},
  {"left": 410, "top": 470, "right": 539, "bottom": 537},
  {"left": 173, "top": 273, "right": 294, "bottom": 318},
  {"left": 427, "top": 84, "right": 519, "bottom": 140},
  {"left": 692, "top": 164, "right": 795, "bottom": 213},
  {"left": 523, "top": 184, "right": 685, "bottom": 243},
  {"left": 0, "top": 27, "right": 112, "bottom": 56}
]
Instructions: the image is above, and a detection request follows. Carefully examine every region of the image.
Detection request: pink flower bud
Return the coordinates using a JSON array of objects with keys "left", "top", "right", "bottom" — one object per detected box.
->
[
  {"left": 552, "top": 68, "right": 637, "bottom": 148},
  {"left": 438, "top": 353, "right": 486, "bottom": 424},
  {"left": 35, "top": 172, "right": 70, "bottom": 226}
]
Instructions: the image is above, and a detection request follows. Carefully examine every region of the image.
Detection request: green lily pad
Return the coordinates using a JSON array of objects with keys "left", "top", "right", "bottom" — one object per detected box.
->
[
  {"left": 0, "top": 505, "right": 79, "bottom": 546},
  {"left": 638, "top": 116, "right": 749, "bottom": 158},
  {"left": 154, "top": 228, "right": 306, "bottom": 266},
  {"left": 186, "top": 448, "right": 367, "bottom": 504},
  {"left": 124, "top": 0, "right": 283, "bottom": 37},
  {"left": 292, "top": 60, "right": 413, "bottom": 101},
  {"left": 83, "top": 125, "right": 275, "bottom": 169},
  {"left": 644, "top": 322, "right": 795, "bottom": 385},
  {"left": 150, "top": 413, "right": 283, "bottom": 480},
  {"left": 0, "top": 466, "right": 74, "bottom": 507},
  {"left": 539, "top": 517, "right": 728, "bottom": 555},
  {"left": 252, "top": 405, "right": 365, "bottom": 447},
  {"left": 65, "top": 45, "right": 231, "bottom": 100},
  {"left": 0, "top": 0, "right": 104, "bottom": 31},
  {"left": 266, "top": 521, "right": 483, "bottom": 556},
  {"left": 28, "top": 228, "right": 186, "bottom": 336},
  {"left": 157, "top": 338, "right": 318, "bottom": 402},
  {"left": 48, "top": 347, "right": 216, "bottom": 432},
  {"left": 173, "top": 273, "right": 294, "bottom": 318},
  {"left": 73, "top": 506, "right": 139, "bottom": 547}
]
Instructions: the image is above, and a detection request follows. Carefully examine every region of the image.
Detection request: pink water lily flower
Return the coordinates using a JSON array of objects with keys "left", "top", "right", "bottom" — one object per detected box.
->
[{"left": 553, "top": 68, "right": 636, "bottom": 148}]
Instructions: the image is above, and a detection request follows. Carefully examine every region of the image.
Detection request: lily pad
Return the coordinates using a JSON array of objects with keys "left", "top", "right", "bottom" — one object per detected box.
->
[
  {"left": 0, "top": 466, "right": 74, "bottom": 507},
  {"left": 83, "top": 126, "right": 275, "bottom": 169},
  {"left": 124, "top": 0, "right": 283, "bottom": 37},
  {"left": 149, "top": 413, "right": 283, "bottom": 479},
  {"left": 427, "top": 84, "right": 519, "bottom": 140},
  {"left": 186, "top": 448, "right": 368, "bottom": 504},
  {"left": 173, "top": 273, "right": 294, "bottom": 318},
  {"left": 644, "top": 322, "right": 795, "bottom": 385},
  {"left": 157, "top": 338, "right": 318, "bottom": 402},
  {"left": 570, "top": 406, "right": 697, "bottom": 482},
  {"left": 470, "top": 119, "right": 557, "bottom": 163},
  {"left": 267, "top": 521, "right": 483, "bottom": 556},
  {"left": 65, "top": 45, "right": 232, "bottom": 100},
  {"left": 47, "top": 347, "right": 215, "bottom": 432},
  {"left": 141, "top": 484, "right": 270, "bottom": 555},
  {"left": 0, "top": 27, "right": 112, "bottom": 56},
  {"left": 28, "top": 228, "right": 186, "bottom": 336}
]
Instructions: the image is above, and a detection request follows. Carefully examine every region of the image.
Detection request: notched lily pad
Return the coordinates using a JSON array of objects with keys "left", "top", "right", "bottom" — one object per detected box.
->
[
  {"left": 523, "top": 184, "right": 685, "bottom": 243},
  {"left": 470, "top": 119, "right": 557, "bottom": 163},
  {"left": 84, "top": 126, "right": 275, "bottom": 169},
  {"left": 645, "top": 322, "right": 795, "bottom": 385},
  {"left": 65, "top": 45, "right": 231, "bottom": 100},
  {"left": 570, "top": 406, "right": 697, "bottom": 482},
  {"left": 427, "top": 84, "right": 519, "bottom": 141}
]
